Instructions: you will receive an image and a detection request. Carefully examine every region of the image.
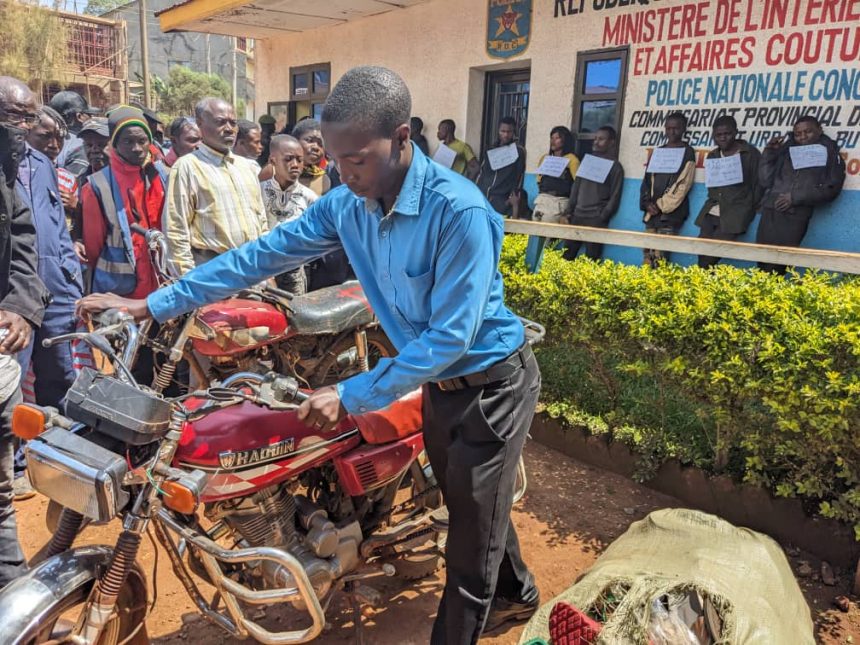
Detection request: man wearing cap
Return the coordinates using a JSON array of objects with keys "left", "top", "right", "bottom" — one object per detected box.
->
[
  {"left": 81, "top": 107, "right": 167, "bottom": 300},
  {"left": 163, "top": 97, "right": 268, "bottom": 275},
  {"left": 78, "top": 117, "right": 110, "bottom": 183},
  {"left": 49, "top": 90, "right": 100, "bottom": 179},
  {"left": 14, "top": 89, "right": 83, "bottom": 409}
]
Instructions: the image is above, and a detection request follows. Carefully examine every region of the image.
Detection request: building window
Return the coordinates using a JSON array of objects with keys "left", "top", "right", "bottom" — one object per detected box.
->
[
  {"left": 236, "top": 37, "right": 248, "bottom": 53},
  {"left": 290, "top": 63, "right": 331, "bottom": 102},
  {"left": 571, "top": 48, "right": 628, "bottom": 157}
]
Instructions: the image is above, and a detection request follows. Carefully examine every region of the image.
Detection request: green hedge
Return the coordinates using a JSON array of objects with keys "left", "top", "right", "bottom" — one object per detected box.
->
[{"left": 500, "top": 235, "right": 860, "bottom": 538}]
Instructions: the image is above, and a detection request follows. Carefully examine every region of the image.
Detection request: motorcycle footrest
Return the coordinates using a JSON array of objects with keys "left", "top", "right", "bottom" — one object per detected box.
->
[{"left": 428, "top": 506, "right": 449, "bottom": 531}]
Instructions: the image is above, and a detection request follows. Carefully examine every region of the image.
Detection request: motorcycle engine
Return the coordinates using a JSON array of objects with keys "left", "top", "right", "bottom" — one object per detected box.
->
[{"left": 206, "top": 485, "right": 362, "bottom": 604}]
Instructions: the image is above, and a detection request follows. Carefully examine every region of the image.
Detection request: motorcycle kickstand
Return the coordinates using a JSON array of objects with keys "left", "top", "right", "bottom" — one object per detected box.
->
[{"left": 345, "top": 581, "right": 366, "bottom": 645}]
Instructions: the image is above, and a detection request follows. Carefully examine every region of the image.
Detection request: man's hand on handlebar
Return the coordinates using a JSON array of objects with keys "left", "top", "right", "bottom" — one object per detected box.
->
[
  {"left": 76, "top": 293, "right": 150, "bottom": 323},
  {"left": 297, "top": 385, "right": 348, "bottom": 433}
]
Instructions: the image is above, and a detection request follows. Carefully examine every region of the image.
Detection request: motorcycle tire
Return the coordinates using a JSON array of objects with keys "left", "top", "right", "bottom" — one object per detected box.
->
[
  {"left": 17, "top": 561, "right": 148, "bottom": 645},
  {"left": 310, "top": 328, "right": 397, "bottom": 387}
]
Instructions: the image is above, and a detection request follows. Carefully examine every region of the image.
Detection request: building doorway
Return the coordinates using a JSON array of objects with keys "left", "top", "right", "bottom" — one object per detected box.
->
[{"left": 482, "top": 69, "right": 530, "bottom": 155}]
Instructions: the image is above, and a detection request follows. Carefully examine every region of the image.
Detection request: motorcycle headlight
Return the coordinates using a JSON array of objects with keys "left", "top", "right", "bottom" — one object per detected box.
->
[{"left": 26, "top": 428, "right": 129, "bottom": 523}]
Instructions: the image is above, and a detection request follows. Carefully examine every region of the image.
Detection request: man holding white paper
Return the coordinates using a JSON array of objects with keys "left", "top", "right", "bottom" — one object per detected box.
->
[
  {"left": 756, "top": 115, "right": 845, "bottom": 274},
  {"left": 477, "top": 116, "right": 526, "bottom": 217},
  {"left": 639, "top": 112, "right": 696, "bottom": 267},
  {"left": 695, "top": 116, "right": 762, "bottom": 269},
  {"left": 564, "top": 126, "right": 624, "bottom": 261},
  {"left": 436, "top": 119, "right": 478, "bottom": 179}
]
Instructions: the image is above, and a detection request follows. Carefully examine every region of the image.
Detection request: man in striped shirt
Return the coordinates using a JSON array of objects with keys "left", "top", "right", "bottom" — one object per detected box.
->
[{"left": 164, "top": 97, "right": 268, "bottom": 275}]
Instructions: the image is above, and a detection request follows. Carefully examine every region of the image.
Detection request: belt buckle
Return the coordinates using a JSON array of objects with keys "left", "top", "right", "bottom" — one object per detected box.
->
[{"left": 438, "top": 377, "right": 465, "bottom": 392}]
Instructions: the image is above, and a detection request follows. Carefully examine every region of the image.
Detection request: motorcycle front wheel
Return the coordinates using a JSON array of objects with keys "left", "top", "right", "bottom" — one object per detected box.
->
[{"left": 19, "top": 564, "right": 148, "bottom": 645}]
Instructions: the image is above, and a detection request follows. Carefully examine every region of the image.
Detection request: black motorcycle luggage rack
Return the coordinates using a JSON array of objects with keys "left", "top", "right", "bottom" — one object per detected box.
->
[{"left": 65, "top": 367, "right": 172, "bottom": 445}]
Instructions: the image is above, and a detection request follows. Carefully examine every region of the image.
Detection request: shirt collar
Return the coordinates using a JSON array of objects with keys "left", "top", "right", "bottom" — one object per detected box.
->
[
  {"left": 364, "top": 141, "right": 426, "bottom": 217},
  {"left": 197, "top": 142, "right": 235, "bottom": 164}
]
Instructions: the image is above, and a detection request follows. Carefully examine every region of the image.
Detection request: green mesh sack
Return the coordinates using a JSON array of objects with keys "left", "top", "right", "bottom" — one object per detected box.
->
[{"left": 519, "top": 509, "right": 814, "bottom": 644}]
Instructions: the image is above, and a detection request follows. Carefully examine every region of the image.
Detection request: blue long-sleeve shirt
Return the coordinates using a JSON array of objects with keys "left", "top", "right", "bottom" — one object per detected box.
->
[{"left": 147, "top": 144, "right": 525, "bottom": 413}]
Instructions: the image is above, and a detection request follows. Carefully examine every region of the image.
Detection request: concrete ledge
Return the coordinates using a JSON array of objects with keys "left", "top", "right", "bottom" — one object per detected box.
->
[{"left": 529, "top": 413, "right": 859, "bottom": 569}]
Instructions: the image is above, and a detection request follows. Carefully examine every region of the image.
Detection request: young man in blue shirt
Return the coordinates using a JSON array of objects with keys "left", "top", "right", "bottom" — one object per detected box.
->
[{"left": 79, "top": 66, "right": 541, "bottom": 643}]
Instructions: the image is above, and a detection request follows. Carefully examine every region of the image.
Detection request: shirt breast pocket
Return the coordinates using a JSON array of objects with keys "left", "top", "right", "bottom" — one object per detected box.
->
[{"left": 396, "top": 267, "right": 434, "bottom": 325}]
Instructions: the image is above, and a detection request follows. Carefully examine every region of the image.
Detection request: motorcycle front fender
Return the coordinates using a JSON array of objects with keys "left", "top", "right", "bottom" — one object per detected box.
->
[{"left": 0, "top": 546, "right": 114, "bottom": 644}]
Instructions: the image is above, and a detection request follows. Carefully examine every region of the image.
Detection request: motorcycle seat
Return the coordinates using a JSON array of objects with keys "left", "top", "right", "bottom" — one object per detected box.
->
[{"left": 289, "top": 281, "right": 375, "bottom": 335}]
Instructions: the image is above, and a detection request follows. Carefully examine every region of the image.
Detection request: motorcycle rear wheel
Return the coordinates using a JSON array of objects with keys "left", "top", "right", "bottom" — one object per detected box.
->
[
  {"left": 310, "top": 328, "right": 396, "bottom": 387},
  {"left": 21, "top": 566, "right": 148, "bottom": 645}
]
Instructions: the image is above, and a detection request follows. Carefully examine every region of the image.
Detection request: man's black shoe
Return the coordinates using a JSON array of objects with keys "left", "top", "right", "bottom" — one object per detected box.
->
[{"left": 482, "top": 594, "right": 541, "bottom": 634}]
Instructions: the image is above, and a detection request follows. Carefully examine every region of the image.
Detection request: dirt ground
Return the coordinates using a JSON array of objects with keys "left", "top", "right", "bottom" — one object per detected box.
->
[{"left": 15, "top": 441, "right": 860, "bottom": 644}]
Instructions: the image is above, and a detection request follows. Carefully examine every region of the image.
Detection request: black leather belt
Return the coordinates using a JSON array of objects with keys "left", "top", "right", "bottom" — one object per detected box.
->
[{"left": 436, "top": 343, "right": 534, "bottom": 392}]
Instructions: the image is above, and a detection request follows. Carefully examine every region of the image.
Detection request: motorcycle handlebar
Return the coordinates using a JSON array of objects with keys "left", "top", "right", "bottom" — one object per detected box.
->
[{"left": 130, "top": 223, "right": 149, "bottom": 237}]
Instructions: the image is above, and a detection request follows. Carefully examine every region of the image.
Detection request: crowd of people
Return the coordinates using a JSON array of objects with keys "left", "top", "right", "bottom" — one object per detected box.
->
[
  {"left": 0, "top": 77, "right": 364, "bottom": 576},
  {"left": 0, "top": 67, "right": 850, "bottom": 616},
  {"left": 415, "top": 110, "right": 847, "bottom": 273}
]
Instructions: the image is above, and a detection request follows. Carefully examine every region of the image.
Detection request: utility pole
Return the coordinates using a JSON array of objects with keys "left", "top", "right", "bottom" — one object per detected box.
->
[
  {"left": 231, "top": 36, "right": 238, "bottom": 108},
  {"left": 205, "top": 34, "right": 211, "bottom": 75},
  {"left": 139, "top": 0, "right": 152, "bottom": 108}
]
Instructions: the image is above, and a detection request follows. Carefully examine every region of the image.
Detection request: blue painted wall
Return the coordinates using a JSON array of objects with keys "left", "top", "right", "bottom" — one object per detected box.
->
[{"left": 522, "top": 174, "right": 860, "bottom": 268}]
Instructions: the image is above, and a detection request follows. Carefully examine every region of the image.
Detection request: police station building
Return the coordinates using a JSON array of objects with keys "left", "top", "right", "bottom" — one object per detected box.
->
[{"left": 159, "top": 0, "right": 860, "bottom": 264}]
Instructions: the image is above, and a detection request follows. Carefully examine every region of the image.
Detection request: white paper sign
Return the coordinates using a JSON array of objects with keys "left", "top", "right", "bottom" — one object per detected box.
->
[
  {"left": 487, "top": 143, "right": 519, "bottom": 171},
  {"left": 789, "top": 144, "right": 828, "bottom": 170},
  {"left": 432, "top": 143, "right": 457, "bottom": 169},
  {"left": 646, "top": 146, "right": 686, "bottom": 174},
  {"left": 705, "top": 154, "right": 744, "bottom": 188},
  {"left": 537, "top": 155, "right": 569, "bottom": 178},
  {"left": 575, "top": 154, "right": 614, "bottom": 184}
]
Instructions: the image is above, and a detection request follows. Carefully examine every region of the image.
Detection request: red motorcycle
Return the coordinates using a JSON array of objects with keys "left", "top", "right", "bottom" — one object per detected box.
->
[
  {"left": 1, "top": 312, "right": 542, "bottom": 644},
  {"left": 128, "top": 224, "right": 395, "bottom": 391},
  {"left": 0, "top": 316, "right": 444, "bottom": 644}
]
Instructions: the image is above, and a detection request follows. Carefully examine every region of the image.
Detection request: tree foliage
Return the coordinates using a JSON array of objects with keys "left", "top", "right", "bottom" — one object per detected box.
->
[
  {"left": 0, "top": 1, "right": 69, "bottom": 95},
  {"left": 155, "top": 66, "right": 232, "bottom": 118},
  {"left": 84, "top": 0, "right": 126, "bottom": 16}
]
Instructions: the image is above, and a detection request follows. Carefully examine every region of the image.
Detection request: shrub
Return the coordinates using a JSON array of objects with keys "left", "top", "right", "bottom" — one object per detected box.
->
[{"left": 501, "top": 235, "right": 860, "bottom": 538}]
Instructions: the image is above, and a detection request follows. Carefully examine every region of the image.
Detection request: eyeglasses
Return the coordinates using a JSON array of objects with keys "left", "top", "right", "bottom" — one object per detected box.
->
[{"left": 0, "top": 110, "right": 40, "bottom": 128}]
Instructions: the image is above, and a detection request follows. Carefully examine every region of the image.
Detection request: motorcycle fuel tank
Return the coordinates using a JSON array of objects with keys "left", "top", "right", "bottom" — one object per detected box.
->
[
  {"left": 175, "top": 401, "right": 360, "bottom": 502},
  {"left": 189, "top": 299, "right": 289, "bottom": 357}
]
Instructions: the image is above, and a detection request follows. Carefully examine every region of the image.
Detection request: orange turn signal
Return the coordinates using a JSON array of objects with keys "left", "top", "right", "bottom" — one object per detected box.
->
[
  {"left": 161, "top": 481, "right": 198, "bottom": 514},
  {"left": 11, "top": 404, "right": 47, "bottom": 440}
]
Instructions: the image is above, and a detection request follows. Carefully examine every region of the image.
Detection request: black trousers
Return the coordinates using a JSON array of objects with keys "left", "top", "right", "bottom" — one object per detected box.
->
[
  {"left": 563, "top": 219, "right": 607, "bottom": 261},
  {"left": 423, "top": 348, "right": 541, "bottom": 645},
  {"left": 697, "top": 213, "right": 740, "bottom": 269},
  {"left": 755, "top": 206, "right": 813, "bottom": 274}
]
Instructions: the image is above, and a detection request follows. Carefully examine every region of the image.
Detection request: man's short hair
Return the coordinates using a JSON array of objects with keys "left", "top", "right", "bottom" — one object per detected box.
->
[
  {"left": 712, "top": 115, "right": 738, "bottom": 131},
  {"left": 292, "top": 118, "right": 321, "bottom": 140},
  {"left": 411, "top": 116, "right": 424, "bottom": 131},
  {"left": 500, "top": 116, "right": 517, "bottom": 128},
  {"left": 194, "top": 97, "right": 231, "bottom": 122},
  {"left": 597, "top": 125, "right": 617, "bottom": 140},
  {"left": 237, "top": 119, "right": 260, "bottom": 141},
  {"left": 269, "top": 134, "right": 300, "bottom": 154},
  {"left": 439, "top": 119, "right": 456, "bottom": 133},
  {"left": 666, "top": 112, "right": 688, "bottom": 128},
  {"left": 796, "top": 115, "right": 821, "bottom": 128},
  {"left": 321, "top": 66, "right": 411, "bottom": 137}
]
